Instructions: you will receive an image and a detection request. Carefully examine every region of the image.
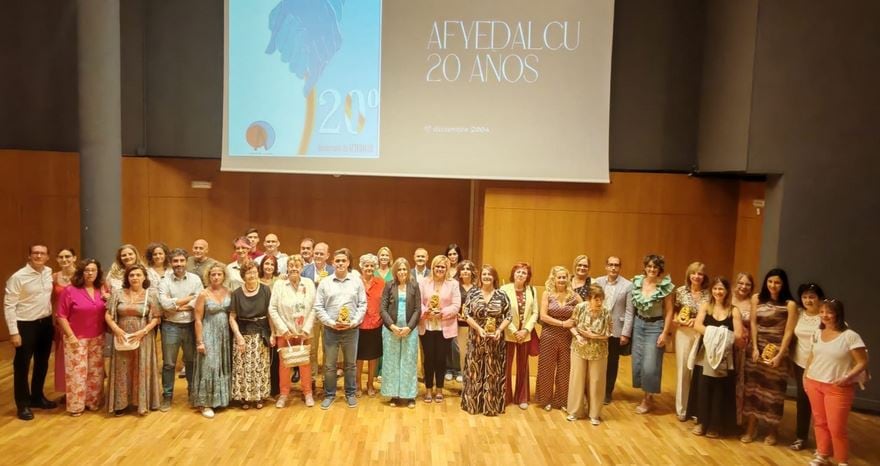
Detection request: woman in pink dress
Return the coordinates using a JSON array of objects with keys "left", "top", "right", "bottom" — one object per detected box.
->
[
  {"left": 56, "top": 259, "right": 107, "bottom": 415},
  {"left": 52, "top": 248, "right": 77, "bottom": 396}
]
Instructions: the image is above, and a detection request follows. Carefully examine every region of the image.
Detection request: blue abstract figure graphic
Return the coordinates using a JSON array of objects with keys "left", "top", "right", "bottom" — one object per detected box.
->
[{"left": 265, "top": 0, "right": 345, "bottom": 96}]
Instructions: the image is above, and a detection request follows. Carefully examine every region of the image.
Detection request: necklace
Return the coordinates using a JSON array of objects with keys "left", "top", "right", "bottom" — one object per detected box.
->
[{"left": 244, "top": 282, "right": 259, "bottom": 293}]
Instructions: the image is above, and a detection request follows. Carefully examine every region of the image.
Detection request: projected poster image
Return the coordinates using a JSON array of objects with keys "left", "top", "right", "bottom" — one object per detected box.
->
[{"left": 228, "top": 0, "right": 381, "bottom": 158}]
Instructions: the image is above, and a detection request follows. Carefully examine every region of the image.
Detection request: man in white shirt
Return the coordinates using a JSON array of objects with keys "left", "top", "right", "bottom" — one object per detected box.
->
[
  {"left": 593, "top": 256, "right": 634, "bottom": 404},
  {"left": 4, "top": 244, "right": 55, "bottom": 420},
  {"left": 157, "top": 249, "right": 204, "bottom": 411},
  {"left": 314, "top": 248, "right": 366, "bottom": 409},
  {"left": 256, "top": 233, "right": 288, "bottom": 275}
]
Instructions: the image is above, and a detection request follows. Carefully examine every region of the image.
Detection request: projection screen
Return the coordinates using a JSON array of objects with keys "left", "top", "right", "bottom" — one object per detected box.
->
[{"left": 222, "top": 0, "right": 614, "bottom": 182}]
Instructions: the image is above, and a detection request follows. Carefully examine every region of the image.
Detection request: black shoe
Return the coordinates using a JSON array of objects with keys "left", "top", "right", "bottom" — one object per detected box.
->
[
  {"left": 292, "top": 367, "right": 301, "bottom": 383},
  {"left": 30, "top": 397, "right": 57, "bottom": 409},
  {"left": 17, "top": 407, "right": 34, "bottom": 421}
]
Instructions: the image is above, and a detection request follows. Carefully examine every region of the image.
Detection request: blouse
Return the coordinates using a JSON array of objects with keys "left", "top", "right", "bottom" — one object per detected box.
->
[
  {"left": 632, "top": 275, "right": 674, "bottom": 319},
  {"left": 793, "top": 310, "right": 822, "bottom": 368},
  {"left": 231, "top": 284, "right": 271, "bottom": 342},
  {"left": 361, "top": 277, "right": 385, "bottom": 330},
  {"left": 571, "top": 302, "right": 612, "bottom": 360},
  {"left": 56, "top": 286, "right": 107, "bottom": 338},
  {"left": 674, "top": 285, "right": 710, "bottom": 320},
  {"left": 806, "top": 329, "right": 866, "bottom": 384},
  {"left": 269, "top": 278, "right": 316, "bottom": 336}
]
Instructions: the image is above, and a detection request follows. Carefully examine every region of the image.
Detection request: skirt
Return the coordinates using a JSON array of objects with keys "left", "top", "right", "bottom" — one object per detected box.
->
[{"left": 357, "top": 327, "right": 383, "bottom": 360}]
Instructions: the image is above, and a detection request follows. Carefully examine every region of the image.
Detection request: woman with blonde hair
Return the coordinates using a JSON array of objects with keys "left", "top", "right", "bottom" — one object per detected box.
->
[
  {"left": 418, "top": 255, "right": 462, "bottom": 402},
  {"left": 191, "top": 263, "right": 232, "bottom": 417},
  {"left": 105, "top": 244, "right": 145, "bottom": 293},
  {"left": 375, "top": 247, "right": 393, "bottom": 282},
  {"left": 674, "top": 261, "right": 710, "bottom": 421},
  {"left": 571, "top": 255, "right": 592, "bottom": 301},
  {"left": 535, "top": 266, "right": 580, "bottom": 411}
]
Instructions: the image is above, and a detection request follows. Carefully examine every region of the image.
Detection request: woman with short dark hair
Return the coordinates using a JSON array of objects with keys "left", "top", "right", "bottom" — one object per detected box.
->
[
  {"left": 630, "top": 254, "right": 674, "bottom": 415},
  {"left": 790, "top": 282, "right": 826, "bottom": 450},
  {"left": 229, "top": 260, "right": 273, "bottom": 409}
]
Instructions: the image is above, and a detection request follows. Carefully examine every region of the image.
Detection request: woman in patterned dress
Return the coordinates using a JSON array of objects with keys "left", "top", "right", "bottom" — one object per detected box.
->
[
  {"left": 461, "top": 264, "right": 511, "bottom": 416},
  {"left": 51, "top": 248, "right": 77, "bottom": 397},
  {"left": 229, "top": 260, "right": 273, "bottom": 409},
  {"left": 741, "top": 268, "right": 798, "bottom": 445},
  {"left": 535, "top": 266, "right": 581, "bottom": 411},
  {"left": 105, "top": 264, "right": 162, "bottom": 416},
  {"left": 191, "top": 263, "right": 232, "bottom": 418},
  {"left": 631, "top": 254, "right": 675, "bottom": 415},
  {"left": 731, "top": 272, "right": 754, "bottom": 425},
  {"left": 674, "top": 261, "right": 710, "bottom": 421},
  {"left": 379, "top": 258, "right": 421, "bottom": 408}
]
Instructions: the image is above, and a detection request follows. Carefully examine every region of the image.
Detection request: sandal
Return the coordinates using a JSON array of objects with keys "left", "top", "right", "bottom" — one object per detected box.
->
[
  {"left": 407, "top": 400, "right": 416, "bottom": 409},
  {"left": 740, "top": 433, "right": 755, "bottom": 443},
  {"left": 706, "top": 431, "right": 720, "bottom": 439},
  {"left": 434, "top": 393, "right": 444, "bottom": 403},
  {"left": 789, "top": 438, "right": 806, "bottom": 451},
  {"left": 70, "top": 411, "right": 83, "bottom": 417},
  {"left": 423, "top": 394, "right": 433, "bottom": 403},
  {"left": 255, "top": 402, "right": 263, "bottom": 410},
  {"left": 389, "top": 398, "right": 398, "bottom": 407},
  {"left": 241, "top": 403, "right": 250, "bottom": 410},
  {"left": 367, "top": 387, "right": 377, "bottom": 397},
  {"left": 691, "top": 424, "right": 705, "bottom": 436},
  {"left": 764, "top": 433, "right": 777, "bottom": 446}
]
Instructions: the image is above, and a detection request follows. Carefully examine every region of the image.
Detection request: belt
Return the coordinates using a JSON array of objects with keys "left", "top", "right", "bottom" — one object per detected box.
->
[
  {"left": 162, "top": 320, "right": 194, "bottom": 326},
  {"left": 238, "top": 316, "right": 267, "bottom": 322},
  {"left": 637, "top": 314, "right": 664, "bottom": 323}
]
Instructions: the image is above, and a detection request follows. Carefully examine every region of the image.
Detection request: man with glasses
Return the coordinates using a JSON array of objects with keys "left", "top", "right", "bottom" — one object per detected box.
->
[
  {"left": 593, "top": 256, "right": 634, "bottom": 404},
  {"left": 4, "top": 244, "right": 55, "bottom": 420}
]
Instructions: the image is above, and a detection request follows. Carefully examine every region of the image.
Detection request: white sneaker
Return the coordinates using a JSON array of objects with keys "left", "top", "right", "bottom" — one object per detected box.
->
[
  {"left": 275, "top": 395, "right": 288, "bottom": 408},
  {"left": 590, "top": 417, "right": 601, "bottom": 426},
  {"left": 444, "top": 372, "right": 453, "bottom": 381},
  {"left": 808, "top": 453, "right": 831, "bottom": 466},
  {"left": 456, "top": 375, "right": 463, "bottom": 383},
  {"left": 201, "top": 407, "right": 215, "bottom": 419},
  {"left": 518, "top": 403, "right": 528, "bottom": 410},
  {"left": 304, "top": 394, "right": 315, "bottom": 407}
]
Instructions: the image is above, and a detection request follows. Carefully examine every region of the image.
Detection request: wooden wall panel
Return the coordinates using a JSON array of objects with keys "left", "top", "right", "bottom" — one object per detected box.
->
[
  {"left": 0, "top": 150, "right": 80, "bottom": 340},
  {"left": 481, "top": 173, "right": 758, "bottom": 291},
  {"left": 733, "top": 180, "right": 765, "bottom": 280},
  {"left": 119, "top": 157, "right": 471, "bottom": 268}
]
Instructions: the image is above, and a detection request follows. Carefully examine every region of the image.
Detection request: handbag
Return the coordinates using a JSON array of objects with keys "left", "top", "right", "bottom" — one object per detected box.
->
[
  {"left": 114, "top": 293, "right": 148, "bottom": 352},
  {"left": 527, "top": 328, "right": 540, "bottom": 356},
  {"left": 278, "top": 338, "right": 310, "bottom": 367}
]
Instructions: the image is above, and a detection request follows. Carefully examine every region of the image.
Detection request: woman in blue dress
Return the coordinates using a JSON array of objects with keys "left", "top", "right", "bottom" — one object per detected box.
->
[
  {"left": 191, "top": 263, "right": 232, "bottom": 418},
  {"left": 379, "top": 258, "right": 422, "bottom": 408}
]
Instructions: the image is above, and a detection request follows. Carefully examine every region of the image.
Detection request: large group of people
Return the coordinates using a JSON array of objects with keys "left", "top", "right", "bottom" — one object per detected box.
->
[{"left": 3, "top": 234, "right": 870, "bottom": 465}]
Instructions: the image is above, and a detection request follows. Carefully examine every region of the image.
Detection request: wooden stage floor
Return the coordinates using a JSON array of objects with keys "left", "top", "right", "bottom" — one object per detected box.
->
[{"left": 1, "top": 346, "right": 877, "bottom": 465}]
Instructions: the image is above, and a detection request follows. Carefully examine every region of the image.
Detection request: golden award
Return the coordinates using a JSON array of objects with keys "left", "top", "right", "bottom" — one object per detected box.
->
[
  {"left": 677, "top": 306, "right": 692, "bottom": 323},
  {"left": 761, "top": 343, "right": 779, "bottom": 363},
  {"left": 429, "top": 294, "right": 440, "bottom": 309},
  {"left": 484, "top": 317, "right": 497, "bottom": 333},
  {"left": 338, "top": 305, "right": 351, "bottom": 325}
]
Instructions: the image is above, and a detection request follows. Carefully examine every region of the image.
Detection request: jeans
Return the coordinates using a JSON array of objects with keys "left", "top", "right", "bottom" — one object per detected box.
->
[
  {"left": 323, "top": 327, "right": 359, "bottom": 398},
  {"left": 13, "top": 317, "right": 54, "bottom": 408},
  {"left": 631, "top": 317, "right": 664, "bottom": 394},
  {"left": 161, "top": 321, "right": 195, "bottom": 399}
]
